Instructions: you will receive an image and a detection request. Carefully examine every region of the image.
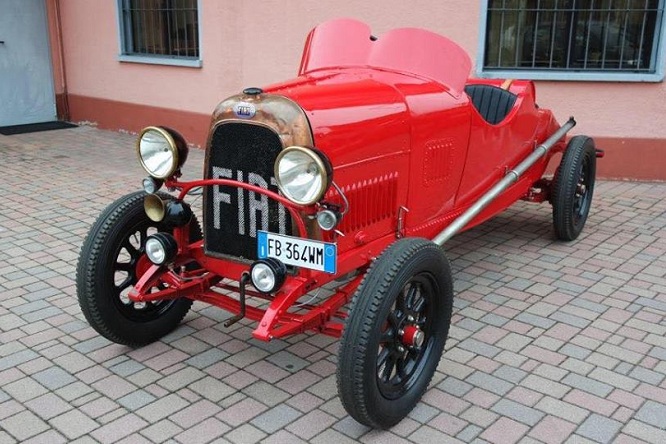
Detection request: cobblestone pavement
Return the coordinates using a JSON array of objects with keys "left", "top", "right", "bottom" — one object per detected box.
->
[{"left": 1, "top": 126, "right": 665, "bottom": 444}]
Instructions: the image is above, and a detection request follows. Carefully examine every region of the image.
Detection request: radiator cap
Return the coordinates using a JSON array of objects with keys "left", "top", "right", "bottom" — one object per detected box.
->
[{"left": 243, "top": 87, "right": 263, "bottom": 95}]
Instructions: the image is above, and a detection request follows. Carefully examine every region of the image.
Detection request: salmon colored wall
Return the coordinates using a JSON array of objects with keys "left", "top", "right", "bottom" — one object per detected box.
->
[
  {"left": 54, "top": 0, "right": 665, "bottom": 139},
  {"left": 54, "top": 0, "right": 237, "bottom": 114},
  {"left": 50, "top": 0, "right": 664, "bottom": 178},
  {"left": 53, "top": 0, "right": 479, "bottom": 115},
  {"left": 537, "top": 82, "right": 666, "bottom": 139}
]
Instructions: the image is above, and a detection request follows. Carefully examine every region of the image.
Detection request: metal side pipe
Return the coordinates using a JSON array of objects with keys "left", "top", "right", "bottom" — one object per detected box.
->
[{"left": 433, "top": 117, "right": 576, "bottom": 246}]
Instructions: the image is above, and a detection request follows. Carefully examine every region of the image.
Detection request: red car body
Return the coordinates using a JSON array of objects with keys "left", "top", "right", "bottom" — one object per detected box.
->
[
  {"left": 79, "top": 18, "right": 599, "bottom": 428},
  {"left": 129, "top": 19, "right": 566, "bottom": 340}
]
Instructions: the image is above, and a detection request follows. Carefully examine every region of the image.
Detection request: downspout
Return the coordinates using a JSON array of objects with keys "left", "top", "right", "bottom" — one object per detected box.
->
[{"left": 54, "top": 0, "right": 70, "bottom": 121}]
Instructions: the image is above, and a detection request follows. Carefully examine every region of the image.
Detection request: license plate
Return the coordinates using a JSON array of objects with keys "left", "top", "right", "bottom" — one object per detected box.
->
[{"left": 257, "top": 231, "right": 337, "bottom": 274}]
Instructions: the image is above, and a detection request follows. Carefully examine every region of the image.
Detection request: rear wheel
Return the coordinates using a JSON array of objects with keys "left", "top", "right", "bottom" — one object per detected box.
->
[
  {"left": 76, "top": 191, "right": 202, "bottom": 347},
  {"left": 337, "top": 238, "right": 453, "bottom": 428},
  {"left": 552, "top": 135, "right": 597, "bottom": 241}
]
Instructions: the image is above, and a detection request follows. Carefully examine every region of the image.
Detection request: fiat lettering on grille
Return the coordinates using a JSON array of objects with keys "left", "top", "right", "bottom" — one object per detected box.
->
[{"left": 212, "top": 166, "right": 287, "bottom": 237}]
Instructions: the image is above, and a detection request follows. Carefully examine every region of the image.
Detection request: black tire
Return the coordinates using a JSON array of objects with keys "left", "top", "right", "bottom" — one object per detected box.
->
[
  {"left": 76, "top": 191, "right": 202, "bottom": 347},
  {"left": 552, "top": 135, "right": 597, "bottom": 241},
  {"left": 337, "top": 238, "right": 454, "bottom": 428}
]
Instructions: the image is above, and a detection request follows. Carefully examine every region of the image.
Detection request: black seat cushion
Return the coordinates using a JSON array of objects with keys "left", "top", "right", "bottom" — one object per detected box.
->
[{"left": 464, "top": 84, "right": 517, "bottom": 125}]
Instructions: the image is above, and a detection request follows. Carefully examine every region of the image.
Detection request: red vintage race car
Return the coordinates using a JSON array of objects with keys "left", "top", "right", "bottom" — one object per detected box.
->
[{"left": 77, "top": 19, "right": 602, "bottom": 428}]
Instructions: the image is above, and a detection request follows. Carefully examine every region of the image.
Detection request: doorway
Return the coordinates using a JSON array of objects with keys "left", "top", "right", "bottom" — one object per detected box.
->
[{"left": 0, "top": 0, "right": 57, "bottom": 127}]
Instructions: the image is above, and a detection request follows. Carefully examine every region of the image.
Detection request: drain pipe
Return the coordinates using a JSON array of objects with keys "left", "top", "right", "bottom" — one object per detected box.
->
[
  {"left": 433, "top": 117, "right": 576, "bottom": 246},
  {"left": 54, "top": 0, "right": 70, "bottom": 121}
]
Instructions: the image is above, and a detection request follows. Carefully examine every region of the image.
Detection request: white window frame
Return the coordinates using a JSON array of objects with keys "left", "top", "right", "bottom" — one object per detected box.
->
[
  {"left": 477, "top": 0, "right": 666, "bottom": 82},
  {"left": 115, "top": 0, "right": 203, "bottom": 68}
]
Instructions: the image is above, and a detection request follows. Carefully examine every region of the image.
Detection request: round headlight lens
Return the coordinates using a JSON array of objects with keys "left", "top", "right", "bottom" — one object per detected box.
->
[
  {"left": 251, "top": 263, "right": 277, "bottom": 293},
  {"left": 250, "top": 258, "right": 287, "bottom": 294},
  {"left": 144, "top": 233, "right": 178, "bottom": 265},
  {"left": 316, "top": 209, "right": 339, "bottom": 231},
  {"left": 145, "top": 237, "right": 167, "bottom": 265},
  {"left": 142, "top": 177, "right": 163, "bottom": 194},
  {"left": 275, "top": 147, "right": 330, "bottom": 205},
  {"left": 137, "top": 127, "right": 178, "bottom": 179}
]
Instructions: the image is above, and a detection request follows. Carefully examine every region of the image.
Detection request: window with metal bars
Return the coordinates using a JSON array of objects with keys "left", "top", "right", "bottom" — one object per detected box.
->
[
  {"left": 481, "top": 0, "right": 665, "bottom": 80},
  {"left": 118, "top": 0, "right": 200, "bottom": 65}
]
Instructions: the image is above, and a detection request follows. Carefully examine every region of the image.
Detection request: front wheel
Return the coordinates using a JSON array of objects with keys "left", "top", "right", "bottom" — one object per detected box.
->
[
  {"left": 337, "top": 238, "right": 454, "bottom": 428},
  {"left": 551, "top": 135, "right": 597, "bottom": 241},
  {"left": 76, "top": 191, "right": 202, "bottom": 347}
]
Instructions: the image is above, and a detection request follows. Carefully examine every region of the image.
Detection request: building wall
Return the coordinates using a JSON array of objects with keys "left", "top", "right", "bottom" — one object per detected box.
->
[{"left": 49, "top": 0, "right": 665, "bottom": 179}]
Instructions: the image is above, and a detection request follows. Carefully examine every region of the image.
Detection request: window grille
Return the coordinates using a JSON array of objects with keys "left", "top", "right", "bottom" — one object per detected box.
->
[
  {"left": 484, "top": 0, "right": 664, "bottom": 73},
  {"left": 119, "top": 0, "right": 199, "bottom": 59}
]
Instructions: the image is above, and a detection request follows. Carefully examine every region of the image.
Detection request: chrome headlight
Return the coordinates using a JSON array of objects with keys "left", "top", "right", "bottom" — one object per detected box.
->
[
  {"left": 137, "top": 126, "right": 189, "bottom": 179},
  {"left": 275, "top": 146, "right": 331, "bottom": 205},
  {"left": 250, "top": 258, "right": 287, "bottom": 294},
  {"left": 144, "top": 233, "right": 178, "bottom": 265}
]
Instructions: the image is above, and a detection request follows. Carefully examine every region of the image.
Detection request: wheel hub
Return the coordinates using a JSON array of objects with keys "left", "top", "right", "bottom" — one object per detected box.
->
[{"left": 400, "top": 325, "right": 425, "bottom": 348}]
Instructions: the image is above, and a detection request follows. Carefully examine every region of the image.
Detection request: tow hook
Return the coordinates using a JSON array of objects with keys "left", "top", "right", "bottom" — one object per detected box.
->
[{"left": 595, "top": 148, "right": 605, "bottom": 158}]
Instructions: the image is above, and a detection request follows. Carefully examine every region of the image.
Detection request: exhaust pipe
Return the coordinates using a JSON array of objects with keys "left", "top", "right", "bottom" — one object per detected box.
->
[{"left": 433, "top": 117, "right": 577, "bottom": 246}]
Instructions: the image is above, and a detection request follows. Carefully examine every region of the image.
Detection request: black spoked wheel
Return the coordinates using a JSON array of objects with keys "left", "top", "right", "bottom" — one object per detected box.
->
[
  {"left": 77, "top": 191, "right": 202, "bottom": 347},
  {"left": 377, "top": 274, "right": 436, "bottom": 399},
  {"left": 552, "top": 135, "right": 597, "bottom": 241},
  {"left": 337, "top": 238, "right": 453, "bottom": 429}
]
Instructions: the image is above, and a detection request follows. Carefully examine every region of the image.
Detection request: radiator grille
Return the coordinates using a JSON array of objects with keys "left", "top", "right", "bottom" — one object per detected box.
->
[{"left": 204, "top": 123, "right": 290, "bottom": 260}]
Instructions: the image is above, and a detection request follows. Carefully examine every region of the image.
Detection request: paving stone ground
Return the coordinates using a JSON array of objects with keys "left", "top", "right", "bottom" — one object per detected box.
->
[{"left": 1, "top": 126, "right": 665, "bottom": 444}]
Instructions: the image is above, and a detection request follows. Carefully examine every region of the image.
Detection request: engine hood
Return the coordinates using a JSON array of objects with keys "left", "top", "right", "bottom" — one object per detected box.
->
[{"left": 263, "top": 70, "right": 413, "bottom": 167}]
